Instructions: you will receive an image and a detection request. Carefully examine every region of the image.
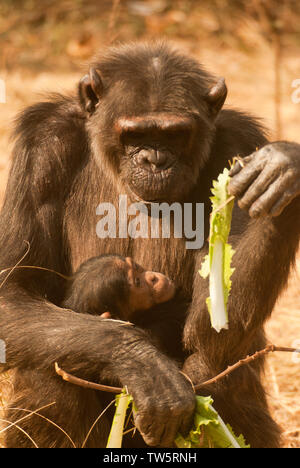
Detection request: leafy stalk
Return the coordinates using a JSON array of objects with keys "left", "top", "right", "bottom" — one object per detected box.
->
[
  {"left": 209, "top": 405, "right": 241, "bottom": 449},
  {"left": 175, "top": 396, "right": 249, "bottom": 448},
  {"left": 106, "top": 390, "right": 132, "bottom": 448},
  {"left": 107, "top": 392, "right": 249, "bottom": 449},
  {"left": 199, "top": 168, "right": 235, "bottom": 332}
]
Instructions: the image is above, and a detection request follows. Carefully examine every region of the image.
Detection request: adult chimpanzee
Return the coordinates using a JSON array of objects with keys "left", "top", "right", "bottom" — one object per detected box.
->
[{"left": 0, "top": 41, "right": 300, "bottom": 448}]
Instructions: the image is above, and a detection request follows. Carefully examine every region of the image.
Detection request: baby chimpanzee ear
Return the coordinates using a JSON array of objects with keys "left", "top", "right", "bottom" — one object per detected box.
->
[{"left": 78, "top": 68, "right": 104, "bottom": 114}]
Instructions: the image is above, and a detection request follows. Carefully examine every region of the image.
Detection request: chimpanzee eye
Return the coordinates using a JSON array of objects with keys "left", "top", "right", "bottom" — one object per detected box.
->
[{"left": 135, "top": 277, "right": 141, "bottom": 287}]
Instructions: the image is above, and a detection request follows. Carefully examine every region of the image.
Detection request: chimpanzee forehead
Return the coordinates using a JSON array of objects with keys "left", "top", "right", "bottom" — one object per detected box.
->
[
  {"left": 93, "top": 44, "right": 212, "bottom": 117},
  {"left": 104, "top": 78, "right": 195, "bottom": 116},
  {"left": 92, "top": 42, "right": 211, "bottom": 90},
  {"left": 102, "top": 79, "right": 208, "bottom": 125}
]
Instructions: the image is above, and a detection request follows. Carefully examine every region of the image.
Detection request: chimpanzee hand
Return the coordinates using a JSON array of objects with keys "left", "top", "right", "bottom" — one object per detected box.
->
[
  {"left": 228, "top": 142, "right": 300, "bottom": 218},
  {"left": 127, "top": 364, "right": 195, "bottom": 447}
]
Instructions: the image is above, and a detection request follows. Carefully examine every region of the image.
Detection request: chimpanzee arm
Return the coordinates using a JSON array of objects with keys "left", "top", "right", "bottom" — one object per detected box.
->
[
  {"left": 0, "top": 98, "right": 195, "bottom": 448},
  {"left": 185, "top": 142, "right": 300, "bottom": 366},
  {"left": 0, "top": 292, "right": 196, "bottom": 446},
  {"left": 183, "top": 142, "right": 300, "bottom": 448}
]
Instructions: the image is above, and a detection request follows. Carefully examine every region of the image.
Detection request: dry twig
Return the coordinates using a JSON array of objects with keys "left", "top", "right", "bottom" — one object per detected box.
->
[
  {"left": 195, "top": 345, "right": 300, "bottom": 391},
  {"left": 54, "top": 363, "right": 122, "bottom": 394},
  {"left": 55, "top": 344, "right": 300, "bottom": 395}
]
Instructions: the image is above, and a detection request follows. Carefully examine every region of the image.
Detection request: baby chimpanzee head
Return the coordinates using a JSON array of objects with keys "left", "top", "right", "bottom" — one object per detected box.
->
[{"left": 63, "top": 254, "right": 175, "bottom": 321}]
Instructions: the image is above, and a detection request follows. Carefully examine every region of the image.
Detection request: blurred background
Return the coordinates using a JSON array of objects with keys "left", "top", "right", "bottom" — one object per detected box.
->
[{"left": 0, "top": 0, "right": 299, "bottom": 447}]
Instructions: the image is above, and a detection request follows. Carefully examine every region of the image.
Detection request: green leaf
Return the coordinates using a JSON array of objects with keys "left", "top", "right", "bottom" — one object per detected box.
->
[
  {"left": 107, "top": 392, "right": 250, "bottom": 449},
  {"left": 199, "top": 254, "right": 210, "bottom": 278},
  {"left": 225, "top": 424, "right": 250, "bottom": 449},
  {"left": 199, "top": 167, "right": 235, "bottom": 332},
  {"left": 175, "top": 395, "right": 250, "bottom": 449}
]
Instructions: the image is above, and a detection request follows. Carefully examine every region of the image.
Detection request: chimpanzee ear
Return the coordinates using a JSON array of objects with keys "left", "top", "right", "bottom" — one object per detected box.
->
[
  {"left": 205, "top": 78, "right": 227, "bottom": 117},
  {"left": 78, "top": 68, "right": 104, "bottom": 115}
]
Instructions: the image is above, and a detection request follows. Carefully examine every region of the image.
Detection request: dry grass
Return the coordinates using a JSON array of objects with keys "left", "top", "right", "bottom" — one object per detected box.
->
[{"left": 0, "top": 32, "right": 299, "bottom": 448}]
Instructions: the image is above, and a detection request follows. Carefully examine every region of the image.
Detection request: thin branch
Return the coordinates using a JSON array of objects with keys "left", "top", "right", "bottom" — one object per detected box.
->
[
  {"left": 54, "top": 362, "right": 122, "bottom": 394},
  {"left": 55, "top": 344, "right": 300, "bottom": 396},
  {"left": 122, "top": 426, "right": 136, "bottom": 436},
  {"left": 194, "top": 344, "right": 300, "bottom": 391}
]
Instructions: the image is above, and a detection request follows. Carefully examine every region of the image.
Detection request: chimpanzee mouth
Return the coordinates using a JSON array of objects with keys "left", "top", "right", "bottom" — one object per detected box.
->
[
  {"left": 126, "top": 185, "right": 164, "bottom": 204},
  {"left": 127, "top": 169, "right": 178, "bottom": 204}
]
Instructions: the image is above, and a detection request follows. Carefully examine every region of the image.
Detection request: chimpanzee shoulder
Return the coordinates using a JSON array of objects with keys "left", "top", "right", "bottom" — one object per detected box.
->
[
  {"left": 9, "top": 95, "right": 87, "bottom": 203},
  {"left": 214, "top": 108, "right": 269, "bottom": 159}
]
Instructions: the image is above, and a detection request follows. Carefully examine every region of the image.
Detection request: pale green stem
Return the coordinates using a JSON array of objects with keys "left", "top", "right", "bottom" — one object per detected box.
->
[
  {"left": 106, "top": 393, "right": 131, "bottom": 448},
  {"left": 209, "top": 405, "right": 241, "bottom": 449},
  {"left": 210, "top": 239, "right": 228, "bottom": 333}
]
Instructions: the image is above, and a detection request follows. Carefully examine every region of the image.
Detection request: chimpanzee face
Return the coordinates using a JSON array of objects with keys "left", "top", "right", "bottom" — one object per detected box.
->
[
  {"left": 115, "top": 113, "right": 203, "bottom": 203},
  {"left": 79, "top": 44, "right": 227, "bottom": 203},
  {"left": 124, "top": 257, "right": 176, "bottom": 311}
]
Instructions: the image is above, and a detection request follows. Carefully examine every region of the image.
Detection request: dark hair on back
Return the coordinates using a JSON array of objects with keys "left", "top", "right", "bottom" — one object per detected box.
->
[{"left": 63, "top": 254, "right": 130, "bottom": 317}]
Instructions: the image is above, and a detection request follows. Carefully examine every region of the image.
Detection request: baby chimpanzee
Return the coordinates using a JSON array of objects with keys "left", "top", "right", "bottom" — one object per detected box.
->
[{"left": 63, "top": 254, "right": 176, "bottom": 321}]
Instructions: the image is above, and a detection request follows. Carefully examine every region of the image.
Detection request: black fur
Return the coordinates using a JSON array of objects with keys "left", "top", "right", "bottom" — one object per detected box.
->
[{"left": 63, "top": 254, "right": 130, "bottom": 317}]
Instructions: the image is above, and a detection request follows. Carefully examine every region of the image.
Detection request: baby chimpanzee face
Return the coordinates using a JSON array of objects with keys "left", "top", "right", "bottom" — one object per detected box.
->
[
  {"left": 100, "top": 257, "right": 175, "bottom": 320},
  {"left": 125, "top": 257, "right": 175, "bottom": 311}
]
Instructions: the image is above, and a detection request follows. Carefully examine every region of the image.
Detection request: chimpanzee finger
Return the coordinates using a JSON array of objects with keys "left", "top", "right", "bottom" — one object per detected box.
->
[
  {"left": 229, "top": 161, "right": 242, "bottom": 177},
  {"left": 269, "top": 186, "right": 299, "bottom": 217},
  {"left": 237, "top": 165, "right": 278, "bottom": 211},
  {"left": 228, "top": 157, "right": 262, "bottom": 198},
  {"left": 157, "top": 417, "right": 180, "bottom": 447},
  {"left": 248, "top": 175, "right": 290, "bottom": 218},
  {"left": 229, "top": 155, "right": 253, "bottom": 177},
  {"left": 156, "top": 399, "right": 194, "bottom": 447},
  {"left": 143, "top": 405, "right": 191, "bottom": 447},
  {"left": 133, "top": 409, "right": 166, "bottom": 446}
]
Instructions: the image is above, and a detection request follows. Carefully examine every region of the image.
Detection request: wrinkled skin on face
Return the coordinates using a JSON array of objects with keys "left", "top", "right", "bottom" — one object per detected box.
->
[
  {"left": 116, "top": 115, "right": 201, "bottom": 203},
  {"left": 94, "top": 107, "right": 214, "bottom": 204},
  {"left": 81, "top": 60, "right": 226, "bottom": 204},
  {"left": 229, "top": 142, "right": 300, "bottom": 218}
]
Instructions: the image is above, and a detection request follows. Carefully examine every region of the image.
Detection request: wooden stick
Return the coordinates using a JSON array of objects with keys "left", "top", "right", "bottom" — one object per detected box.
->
[
  {"left": 194, "top": 345, "right": 300, "bottom": 391},
  {"left": 55, "top": 344, "right": 300, "bottom": 395},
  {"left": 54, "top": 363, "right": 122, "bottom": 394}
]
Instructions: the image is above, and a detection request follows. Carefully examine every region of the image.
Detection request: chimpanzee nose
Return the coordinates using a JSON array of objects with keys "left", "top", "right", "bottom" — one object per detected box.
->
[{"left": 137, "top": 149, "right": 169, "bottom": 171}]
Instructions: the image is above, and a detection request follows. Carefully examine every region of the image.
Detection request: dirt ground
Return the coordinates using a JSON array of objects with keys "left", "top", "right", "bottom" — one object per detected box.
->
[{"left": 0, "top": 40, "right": 299, "bottom": 447}]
